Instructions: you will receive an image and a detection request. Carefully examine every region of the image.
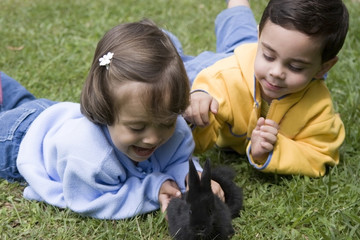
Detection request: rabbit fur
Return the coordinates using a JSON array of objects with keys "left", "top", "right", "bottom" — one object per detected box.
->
[{"left": 167, "top": 158, "right": 243, "bottom": 240}]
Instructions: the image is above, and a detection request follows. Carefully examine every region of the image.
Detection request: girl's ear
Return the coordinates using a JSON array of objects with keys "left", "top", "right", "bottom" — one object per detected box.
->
[{"left": 315, "top": 56, "right": 338, "bottom": 79}]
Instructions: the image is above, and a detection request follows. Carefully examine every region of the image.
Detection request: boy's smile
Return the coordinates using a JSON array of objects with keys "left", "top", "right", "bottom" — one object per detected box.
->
[{"left": 254, "top": 20, "right": 325, "bottom": 103}]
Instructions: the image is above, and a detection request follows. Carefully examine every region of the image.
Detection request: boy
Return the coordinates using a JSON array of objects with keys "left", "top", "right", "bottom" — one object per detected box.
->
[{"left": 183, "top": 0, "right": 349, "bottom": 177}]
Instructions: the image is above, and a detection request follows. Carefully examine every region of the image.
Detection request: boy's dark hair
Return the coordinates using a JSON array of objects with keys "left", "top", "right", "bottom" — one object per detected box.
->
[
  {"left": 259, "top": 0, "right": 349, "bottom": 63},
  {"left": 81, "top": 19, "right": 190, "bottom": 125}
]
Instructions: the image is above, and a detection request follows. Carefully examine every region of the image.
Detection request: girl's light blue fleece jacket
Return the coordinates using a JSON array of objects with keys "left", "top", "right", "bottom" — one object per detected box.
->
[{"left": 16, "top": 102, "right": 198, "bottom": 219}]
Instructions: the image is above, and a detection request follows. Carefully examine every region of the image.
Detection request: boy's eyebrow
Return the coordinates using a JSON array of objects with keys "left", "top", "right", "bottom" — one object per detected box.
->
[
  {"left": 262, "top": 42, "right": 275, "bottom": 52},
  {"left": 262, "top": 42, "right": 312, "bottom": 65}
]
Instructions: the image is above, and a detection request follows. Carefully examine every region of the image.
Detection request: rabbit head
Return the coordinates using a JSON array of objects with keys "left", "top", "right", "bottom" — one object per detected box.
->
[{"left": 167, "top": 159, "right": 235, "bottom": 240}]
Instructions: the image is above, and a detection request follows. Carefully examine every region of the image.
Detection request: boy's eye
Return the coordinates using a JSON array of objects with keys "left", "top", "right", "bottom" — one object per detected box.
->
[
  {"left": 263, "top": 53, "right": 275, "bottom": 61},
  {"left": 288, "top": 64, "right": 304, "bottom": 72}
]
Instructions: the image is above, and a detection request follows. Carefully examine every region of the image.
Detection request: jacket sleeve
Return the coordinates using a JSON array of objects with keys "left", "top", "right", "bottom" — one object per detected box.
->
[
  {"left": 247, "top": 99, "right": 345, "bottom": 177},
  {"left": 157, "top": 117, "right": 202, "bottom": 192},
  {"left": 59, "top": 117, "right": 200, "bottom": 219},
  {"left": 22, "top": 147, "right": 173, "bottom": 219},
  {"left": 190, "top": 64, "right": 234, "bottom": 154}
]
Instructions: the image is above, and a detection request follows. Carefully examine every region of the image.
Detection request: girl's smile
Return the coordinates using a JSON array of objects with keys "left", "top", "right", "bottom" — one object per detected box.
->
[
  {"left": 108, "top": 82, "right": 176, "bottom": 163},
  {"left": 131, "top": 145, "right": 157, "bottom": 158}
]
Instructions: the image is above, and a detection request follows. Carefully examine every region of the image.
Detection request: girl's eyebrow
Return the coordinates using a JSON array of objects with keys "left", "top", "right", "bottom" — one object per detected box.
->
[
  {"left": 122, "top": 119, "right": 147, "bottom": 125},
  {"left": 262, "top": 42, "right": 312, "bottom": 65}
]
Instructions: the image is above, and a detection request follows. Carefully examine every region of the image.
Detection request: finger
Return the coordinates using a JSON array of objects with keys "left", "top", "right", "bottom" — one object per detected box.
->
[
  {"left": 199, "top": 100, "right": 211, "bottom": 126},
  {"left": 218, "top": 188, "right": 225, "bottom": 202},
  {"left": 257, "top": 117, "right": 265, "bottom": 127},
  {"left": 165, "top": 183, "right": 181, "bottom": 198},
  {"left": 158, "top": 194, "right": 169, "bottom": 213},
  {"left": 260, "top": 131, "right": 278, "bottom": 144},
  {"left": 211, "top": 180, "right": 225, "bottom": 202},
  {"left": 260, "top": 125, "right": 278, "bottom": 135},
  {"left": 260, "top": 141, "right": 275, "bottom": 152},
  {"left": 191, "top": 102, "right": 207, "bottom": 127},
  {"left": 210, "top": 98, "right": 219, "bottom": 114},
  {"left": 254, "top": 117, "right": 264, "bottom": 131},
  {"left": 161, "top": 200, "right": 169, "bottom": 213},
  {"left": 183, "top": 107, "right": 193, "bottom": 123},
  {"left": 264, "top": 119, "right": 279, "bottom": 129}
]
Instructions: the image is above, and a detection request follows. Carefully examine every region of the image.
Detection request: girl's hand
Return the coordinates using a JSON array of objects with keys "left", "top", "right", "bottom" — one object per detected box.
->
[
  {"left": 251, "top": 117, "right": 279, "bottom": 164},
  {"left": 211, "top": 180, "right": 225, "bottom": 202},
  {"left": 159, "top": 180, "right": 181, "bottom": 214},
  {"left": 186, "top": 172, "right": 225, "bottom": 202},
  {"left": 183, "top": 91, "right": 219, "bottom": 127}
]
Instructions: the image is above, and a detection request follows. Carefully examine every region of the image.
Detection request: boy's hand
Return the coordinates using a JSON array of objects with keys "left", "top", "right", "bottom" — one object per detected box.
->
[
  {"left": 159, "top": 180, "right": 181, "bottom": 214},
  {"left": 250, "top": 117, "right": 279, "bottom": 164},
  {"left": 183, "top": 91, "right": 219, "bottom": 127}
]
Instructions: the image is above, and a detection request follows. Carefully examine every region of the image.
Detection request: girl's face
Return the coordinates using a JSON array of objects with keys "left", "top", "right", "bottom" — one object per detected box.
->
[
  {"left": 108, "top": 82, "right": 176, "bottom": 163},
  {"left": 254, "top": 20, "right": 326, "bottom": 103}
]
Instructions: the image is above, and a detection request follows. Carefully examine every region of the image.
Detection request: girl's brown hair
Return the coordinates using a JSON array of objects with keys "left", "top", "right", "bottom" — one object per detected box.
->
[{"left": 80, "top": 19, "right": 190, "bottom": 125}]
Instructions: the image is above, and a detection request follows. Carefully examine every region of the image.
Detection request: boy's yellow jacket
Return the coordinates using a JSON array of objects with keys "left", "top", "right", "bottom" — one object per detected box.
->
[{"left": 191, "top": 43, "right": 345, "bottom": 177}]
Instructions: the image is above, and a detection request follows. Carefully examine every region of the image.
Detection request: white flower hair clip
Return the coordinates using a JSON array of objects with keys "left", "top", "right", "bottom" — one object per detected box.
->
[{"left": 99, "top": 52, "right": 114, "bottom": 70}]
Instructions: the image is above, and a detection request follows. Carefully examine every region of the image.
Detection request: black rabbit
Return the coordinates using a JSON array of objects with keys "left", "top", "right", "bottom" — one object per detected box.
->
[{"left": 167, "top": 158, "right": 243, "bottom": 240}]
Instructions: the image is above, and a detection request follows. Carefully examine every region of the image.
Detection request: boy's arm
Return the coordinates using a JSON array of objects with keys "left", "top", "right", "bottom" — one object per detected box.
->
[
  {"left": 184, "top": 90, "right": 219, "bottom": 127},
  {"left": 247, "top": 110, "right": 345, "bottom": 177},
  {"left": 187, "top": 67, "right": 233, "bottom": 154}
]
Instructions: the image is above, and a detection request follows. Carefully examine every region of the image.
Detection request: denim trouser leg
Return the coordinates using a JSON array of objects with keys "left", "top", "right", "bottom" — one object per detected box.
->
[
  {"left": 165, "top": 6, "right": 258, "bottom": 84},
  {"left": 0, "top": 72, "right": 36, "bottom": 112},
  {"left": 215, "top": 6, "right": 258, "bottom": 53},
  {"left": 0, "top": 72, "right": 56, "bottom": 182}
]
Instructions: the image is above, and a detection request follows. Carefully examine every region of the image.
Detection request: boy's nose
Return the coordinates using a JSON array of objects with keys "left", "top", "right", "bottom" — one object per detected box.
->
[{"left": 270, "top": 64, "right": 285, "bottom": 79}]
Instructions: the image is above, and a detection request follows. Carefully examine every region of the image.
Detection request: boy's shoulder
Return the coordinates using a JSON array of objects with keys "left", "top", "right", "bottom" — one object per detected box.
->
[
  {"left": 287, "top": 79, "right": 335, "bottom": 117},
  {"left": 234, "top": 42, "right": 258, "bottom": 55},
  {"left": 303, "top": 79, "right": 333, "bottom": 101},
  {"left": 202, "top": 43, "right": 258, "bottom": 80},
  {"left": 234, "top": 42, "right": 258, "bottom": 72}
]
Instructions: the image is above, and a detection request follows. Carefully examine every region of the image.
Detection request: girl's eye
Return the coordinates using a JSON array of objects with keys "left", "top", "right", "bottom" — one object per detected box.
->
[{"left": 129, "top": 126, "right": 145, "bottom": 132}]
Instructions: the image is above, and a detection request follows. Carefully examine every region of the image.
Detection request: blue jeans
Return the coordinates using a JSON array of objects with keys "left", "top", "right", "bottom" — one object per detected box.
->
[
  {"left": 165, "top": 6, "right": 258, "bottom": 84},
  {"left": 0, "top": 72, "right": 56, "bottom": 182}
]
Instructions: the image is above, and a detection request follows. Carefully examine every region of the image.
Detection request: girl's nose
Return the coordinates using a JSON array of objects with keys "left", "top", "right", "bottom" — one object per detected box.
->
[{"left": 142, "top": 129, "right": 161, "bottom": 145}]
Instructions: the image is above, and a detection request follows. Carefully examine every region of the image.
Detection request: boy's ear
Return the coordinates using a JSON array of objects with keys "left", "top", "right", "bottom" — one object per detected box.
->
[{"left": 315, "top": 56, "right": 338, "bottom": 79}]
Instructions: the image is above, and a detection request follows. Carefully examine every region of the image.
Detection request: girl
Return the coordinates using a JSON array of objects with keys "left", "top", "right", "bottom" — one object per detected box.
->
[{"left": 0, "top": 19, "right": 219, "bottom": 219}]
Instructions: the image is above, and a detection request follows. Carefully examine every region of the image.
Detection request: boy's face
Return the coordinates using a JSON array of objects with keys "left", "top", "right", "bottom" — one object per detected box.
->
[
  {"left": 254, "top": 20, "right": 326, "bottom": 103},
  {"left": 108, "top": 82, "right": 176, "bottom": 163}
]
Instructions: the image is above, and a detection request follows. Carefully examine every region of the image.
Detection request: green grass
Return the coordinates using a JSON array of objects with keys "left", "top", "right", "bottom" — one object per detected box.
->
[{"left": 0, "top": 0, "right": 359, "bottom": 239}]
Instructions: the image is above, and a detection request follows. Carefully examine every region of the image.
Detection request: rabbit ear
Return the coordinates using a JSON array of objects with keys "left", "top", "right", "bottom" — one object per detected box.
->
[
  {"left": 200, "top": 158, "right": 212, "bottom": 192},
  {"left": 188, "top": 158, "right": 201, "bottom": 192}
]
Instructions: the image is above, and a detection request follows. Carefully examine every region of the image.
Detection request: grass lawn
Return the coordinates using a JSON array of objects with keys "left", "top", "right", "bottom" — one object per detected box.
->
[{"left": 1, "top": 0, "right": 359, "bottom": 239}]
